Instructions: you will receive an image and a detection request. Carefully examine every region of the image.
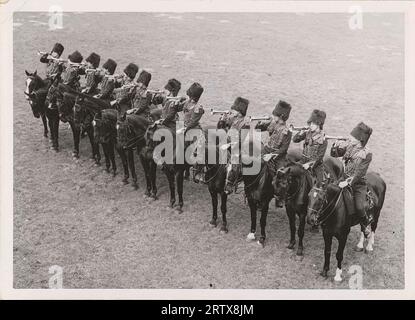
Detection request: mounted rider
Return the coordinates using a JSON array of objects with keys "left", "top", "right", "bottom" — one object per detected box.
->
[
  {"left": 126, "top": 70, "right": 153, "bottom": 120},
  {"left": 330, "top": 122, "right": 373, "bottom": 236},
  {"left": 111, "top": 62, "right": 139, "bottom": 114},
  {"left": 81, "top": 52, "right": 101, "bottom": 95},
  {"left": 93, "top": 58, "right": 118, "bottom": 102},
  {"left": 292, "top": 109, "right": 328, "bottom": 184},
  {"left": 61, "top": 50, "right": 85, "bottom": 91},
  {"left": 39, "top": 42, "right": 65, "bottom": 80}
]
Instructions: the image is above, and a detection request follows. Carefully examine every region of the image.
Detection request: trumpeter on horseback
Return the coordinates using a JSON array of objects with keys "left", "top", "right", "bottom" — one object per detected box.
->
[
  {"left": 81, "top": 52, "right": 101, "bottom": 95},
  {"left": 330, "top": 122, "right": 374, "bottom": 237},
  {"left": 126, "top": 70, "right": 154, "bottom": 121},
  {"left": 93, "top": 58, "right": 118, "bottom": 102},
  {"left": 39, "top": 42, "right": 65, "bottom": 80},
  {"left": 110, "top": 62, "right": 139, "bottom": 114}
]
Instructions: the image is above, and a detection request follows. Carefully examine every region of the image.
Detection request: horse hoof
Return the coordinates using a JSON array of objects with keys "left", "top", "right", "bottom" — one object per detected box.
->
[
  {"left": 296, "top": 249, "right": 303, "bottom": 256},
  {"left": 320, "top": 270, "right": 328, "bottom": 278},
  {"left": 133, "top": 184, "right": 139, "bottom": 190},
  {"left": 151, "top": 194, "right": 158, "bottom": 200},
  {"left": 175, "top": 206, "right": 183, "bottom": 214},
  {"left": 144, "top": 191, "right": 151, "bottom": 197},
  {"left": 112, "top": 172, "right": 117, "bottom": 177},
  {"left": 122, "top": 179, "right": 129, "bottom": 185},
  {"left": 257, "top": 238, "right": 265, "bottom": 248},
  {"left": 209, "top": 220, "right": 217, "bottom": 227},
  {"left": 246, "top": 233, "right": 256, "bottom": 242},
  {"left": 220, "top": 226, "right": 228, "bottom": 234},
  {"left": 354, "top": 246, "right": 364, "bottom": 252},
  {"left": 365, "top": 246, "right": 374, "bottom": 253},
  {"left": 287, "top": 242, "right": 295, "bottom": 250},
  {"left": 105, "top": 168, "right": 110, "bottom": 173},
  {"left": 72, "top": 152, "right": 79, "bottom": 159}
]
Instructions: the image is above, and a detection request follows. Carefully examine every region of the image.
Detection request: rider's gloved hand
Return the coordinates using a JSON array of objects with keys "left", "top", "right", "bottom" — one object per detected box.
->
[{"left": 338, "top": 180, "right": 349, "bottom": 188}]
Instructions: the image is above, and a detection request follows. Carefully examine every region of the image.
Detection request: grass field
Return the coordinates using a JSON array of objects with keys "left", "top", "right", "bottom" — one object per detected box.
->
[{"left": 13, "top": 12, "right": 404, "bottom": 289}]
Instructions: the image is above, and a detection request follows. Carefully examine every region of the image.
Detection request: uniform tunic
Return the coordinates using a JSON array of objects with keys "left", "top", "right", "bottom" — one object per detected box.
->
[
  {"left": 331, "top": 140, "right": 372, "bottom": 218},
  {"left": 83, "top": 69, "right": 101, "bottom": 95},
  {"left": 97, "top": 76, "right": 116, "bottom": 101},
  {"left": 130, "top": 88, "right": 154, "bottom": 120},
  {"left": 61, "top": 65, "right": 85, "bottom": 91},
  {"left": 40, "top": 54, "right": 64, "bottom": 79}
]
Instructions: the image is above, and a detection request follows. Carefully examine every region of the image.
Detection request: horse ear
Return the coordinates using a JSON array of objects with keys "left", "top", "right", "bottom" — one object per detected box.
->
[
  {"left": 25, "top": 70, "right": 30, "bottom": 76},
  {"left": 34, "top": 70, "right": 37, "bottom": 76}
]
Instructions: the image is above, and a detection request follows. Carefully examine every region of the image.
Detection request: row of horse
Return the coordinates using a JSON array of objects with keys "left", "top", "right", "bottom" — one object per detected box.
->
[{"left": 24, "top": 70, "right": 387, "bottom": 282}]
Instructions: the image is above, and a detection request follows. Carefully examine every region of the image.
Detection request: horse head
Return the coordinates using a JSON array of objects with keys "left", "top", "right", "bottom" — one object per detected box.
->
[{"left": 224, "top": 162, "right": 240, "bottom": 195}]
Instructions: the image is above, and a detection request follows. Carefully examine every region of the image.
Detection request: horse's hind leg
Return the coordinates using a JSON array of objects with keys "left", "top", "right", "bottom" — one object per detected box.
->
[
  {"left": 70, "top": 121, "right": 80, "bottom": 159},
  {"left": 109, "top": 142, "right": 117, "bottom": 176},
  {"left": 246, "top": 197, "right": 257, "bottom": 241},
  {"left": 150, "top": 160, "right": 157, "bottom": 199},
  {"left": 87, "top": 126, "right": 100, "bottom": 165},
  {"left": 102, "top": 143, "right": 110, "bottom": 173},
  {"left": 297, "top": 212, "right": 306, "bottom": 256},
  {"left": 258, "top": 201, "right": 269, "bottom": 247},
  {"left": 334, "top": 234, "right": 348, "bottom": 282},
  {"left": 220, "top": 192, "right": 228, "bottom": 233},
  {"left": 117, "top": 146, "right": 129, "bottom": 184},
  {"left": 286, "top": 206, "right": 296, "bottom": 249},
  {"left": 127, "top": 149, "right": 138, "bottom": 190},
  {"left": 41, "top": 114, "right": 48, "bottom": 138},
  {"left": 176, "top": 168, "right": 184, "bottom": 212},
  {"left": 139, "top": 154, "right": 152, "bottom": 197},
  {"left": 321, "top": 228, "right": 332, "bottom": 278},
  {"left": 165, "top": 169, "right": 176, "bottom": 209},
  {"left": 209, "top": 190, "right": 218, "bottom": 227}
]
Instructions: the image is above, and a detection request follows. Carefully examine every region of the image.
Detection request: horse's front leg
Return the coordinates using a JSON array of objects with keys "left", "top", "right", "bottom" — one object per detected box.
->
[
  {"left": 150, "top": 160, "right": 157, "bottom": 199},
  {"left": 109, "top": 142, "right": 117, "bottom": 176},
  {"left": 41, "top": 113, "right": 48, "bottom": 138},
  {"left": 87, "top": 126, "right": 100, "bottom": 165},
  {"left": 334, "top": 234, "right": 348, "bottom": 282},
  {"left": 286, "top": 205, "right": 296, "bottom": 249},
  {"left": 117, "top": 146, "right": 129, "bottom": 184},
  {"left": 175, "top": 168, "right": 184, "bottom": 213},
  {"left": 258, "top": 201, "right": 269, "bottom": 247},
  {"left": 321, "top": 228, "right": 333, "bottom": 278},
  {"left": 47, "top": 109, "right": 59, "bottom": 151},
  {"left": 102, "top": 143, "right": 110, "bottom": 173},
  {"left": 246, "top": 196, "right": 257, "bottom": 241},
  {"left": 220, "top": 192, "right": 228, "bottom": 233},
  {"left": 297, "top": 211, "right": 306, "bottom": 256},
  {"left": 139, "top": 153, "right": 152, "bottom": 197},
  {"left": 209, "top": 189, "right": 218, "bottom": 227},
  {"left": 127, "top": 148, "right": 138, "bottom": 190},
  {"left": 70, "top": 121, "right": 80, "bottom": 159},
  {"left": 165, "top": 167, "right": 176, "bottom": 209}
]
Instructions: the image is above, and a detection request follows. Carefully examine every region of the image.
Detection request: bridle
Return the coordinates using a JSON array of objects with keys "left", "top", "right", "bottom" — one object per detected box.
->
[{"left": 308, "top": 185, "right": 344, "bottom": 225}]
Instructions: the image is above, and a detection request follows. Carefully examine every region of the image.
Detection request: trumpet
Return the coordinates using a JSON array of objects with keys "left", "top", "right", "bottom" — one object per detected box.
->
[
  {"left": 249, "top": 115, "right": 271, "bottom": 122},
  {"left": 105, "top": 73, "right": 123, "bottom": 79},
  {"left": 289, "top": 125, "right": 309, "bottom": 132},
  {"left": 210, "top": 108, "right": 230, "bottom": 115},
  {"left": 325, "top": 135, "right": 347, "bottom": 141},
  {"left": 166, "top": 96, "right": 185, "bottom": 101},
  {"left": 147, "top": 89, "right": 164, "bottom": 94}
]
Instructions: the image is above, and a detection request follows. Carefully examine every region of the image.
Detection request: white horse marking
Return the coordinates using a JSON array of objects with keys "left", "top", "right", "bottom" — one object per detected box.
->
[
  {"left": 25, "top": 78, "right": 32, "bottom": 99},
  {"left": 366, "top": 232, "right": 375, "bottom": 251},
  {"left": 246, "top": 232, "right": 255, "bottom": 241},
  {"left": 334, "top": 268, "right": 342, "bottom": 282},
  {"left": 357, "top": 232, "right": 365, "bottom": 249}
]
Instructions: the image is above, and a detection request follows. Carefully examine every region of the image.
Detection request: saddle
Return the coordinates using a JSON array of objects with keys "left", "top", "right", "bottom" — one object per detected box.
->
[{"left": 342, "top": 186, "right": 376, "bottom": 216}]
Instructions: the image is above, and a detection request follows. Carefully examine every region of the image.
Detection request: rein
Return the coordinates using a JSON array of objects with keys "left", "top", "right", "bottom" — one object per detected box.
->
[
  {"left": 202, "top": 164, "right": 226, "bottom": 185},
  {"left": 312, "top": 188, "right": 344, "bottom": 225}
]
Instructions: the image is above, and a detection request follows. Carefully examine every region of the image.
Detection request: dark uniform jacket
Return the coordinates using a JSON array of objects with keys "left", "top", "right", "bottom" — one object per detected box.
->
[
  {"left": 331, "top": 140, "right": 372, "bottom": 186},
  {"left": 130, "top": 88, "right": 154, "bottom": 120},
  {"left": 182, "top": 100, "right": 204, "bottom": 132},
  {"left": 97, "top": 76, "right": 116, "bottom": 100},
  {"left": 83, "top": 69, "right": 101, "bottom": 95},
  {"left": 256, "top": 120, "right": 292, "bottom": 157},
  {"left": 61, "top": 64, "right": 85, "bottom": 91},
  {"left": 152, "top": 94, "right": 181, "bottom": 130},
  {"left": 40, "top": 54, "right": 64, "bottom": 79},
  {"left": 293, "top": 129, "right": 327, "bottom": 164}
]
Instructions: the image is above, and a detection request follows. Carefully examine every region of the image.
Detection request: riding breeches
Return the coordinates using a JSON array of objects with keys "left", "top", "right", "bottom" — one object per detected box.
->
[{"left": 352, "top": 182, "right": 367, "bottom": 218}]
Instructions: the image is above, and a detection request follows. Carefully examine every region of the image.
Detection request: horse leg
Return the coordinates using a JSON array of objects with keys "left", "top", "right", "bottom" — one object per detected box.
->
[
  {"left": 355, "top": 232, "right": 365, "bottom": 252},
  {"left": 246, "top": 197, "right": 257, "bottom": 241},
  {"left": 258, "top": 201, "right": 269, "bottom": 247},
  {"left": 297, "top": 212, "right": 306, "bottom": 256},
  {"left": 175, "top": 168, "right": 184, "bottom": 212},
  {"left": 117, "top": 147, "right": 129, "bottom": 184},
  {"left": 109, "top": 142, "right": 117, "bottom": 176},
  {"left": 102, "top": 143, "right": 110, "bottom": 173},
  {"left": 334, "top": 234, "right": 348, "bottom": 282},
  {"left": 286, "top": 206, "right": 296, "bottom": 249},
  {"left": 127, "top": 149, "right": 138, "bottom": 190},
  {"left": 88, "top": 126, "right": 100, "bottom": 165},
  {"left": 220, "top": 192, "right": 228, "bottom": 233},
  {"left": 321, "top": 228, "right": 332, "bottom": 278},
  {"left": 139, "top": 154, "right": 152, "bottom": 197},
  {"left": 209, "top": 189, "right": 218, "bottom": 227},
  {"left": 149, "top": 160, "right": 157, "bottom": 199},
  {"left": 165, "top": 168, "right": 176, "bottom": 209},
  {"left": 48, "top": 110, "right": 59, "bottom": 151},
  {"left": 70, "top": 121, "right": 80, "bottom": 159},
  {"left": 41, "top": 113, "right": 48, "bottom": 138}
]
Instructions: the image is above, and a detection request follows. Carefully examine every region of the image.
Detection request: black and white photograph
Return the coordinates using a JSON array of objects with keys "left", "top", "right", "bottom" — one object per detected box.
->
[{"left": 1, "top": 0, "right": 414, "bottom": 300}]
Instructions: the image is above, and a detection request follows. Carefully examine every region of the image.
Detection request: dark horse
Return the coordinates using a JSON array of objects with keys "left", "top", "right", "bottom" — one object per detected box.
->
[
  {"left": 93, "top": 109, "right": 118, "bottom": 176},
  {"left": 224, "top": 144, "right": 275, "bottom": 247},
  {"left": 307, "top": 165, "right": 386, "bottom": 281},
  {"left": 191, "top": 131, "right": 229, "bottom": 232},
  {"left": 24, "top": 70, "right": 53, "bottom": 139},
  {"left": 116, "top": 113, "right": 151, "bottom": 190},
  {"left": 45, "top": 80, "right": 81, "bottom": 155},
  {"left": 73, "top": 94, "right": 112, "bottom": 164},
  {"left": 273, "top": 155, "right": 344, "bottom": 257}
]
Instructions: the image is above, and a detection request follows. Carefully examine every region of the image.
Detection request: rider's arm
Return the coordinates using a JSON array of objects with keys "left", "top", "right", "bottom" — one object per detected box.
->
[
  {"left": 292, "top": 130, "right": 306, "bottom": 143},
  {"left": 350, "top": 152, "right": 372, "bottom": 186},
  {"left": 40, "top": 53, "right": 50, "bottom": 63},
  {"left": 330, "top": 139, "right": 349, "bottom": 158},
  {"left": 275, "top": 130, "right": 292, "bottom": 154},
  {"left": 185, "top": 105, "right": 204, "bottom": 132}
]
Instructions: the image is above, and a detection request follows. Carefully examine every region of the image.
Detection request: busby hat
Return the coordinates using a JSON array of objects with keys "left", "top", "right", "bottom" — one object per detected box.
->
[
  {"left": 137, "top": 70, "right": 152, "bottom": 87},
  {"left": 231, "top": 97, "right": 249, "bottom": 116},
  {"left": 51, "top": 43, "right": 64, "bottom": 57},
  {"left": 68, "top": 50, "right": 83, "bottom": 64},
  {"left": 102, "top": 59, "right": 117, "bottom": 75},
  {"left": 308, "top": 109, "right": 326, "bottom": 127},
  {"left": 86, "top": 52, "right": 101, "bottom": 69},
  {"left": 350, "top": 122, "right": 372, "bottom": 147},
  {"left": 123, "top": 63, "right": 139, "bottom": 80},
  {"left": 272, "top": 100, "right": 291, "bottom": 121},
  {"left": 186, "top": 82, "right": 204, "bottom": 102},
  {"left": 164, "top": 78, "right": 181, "bottom": 97}
]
